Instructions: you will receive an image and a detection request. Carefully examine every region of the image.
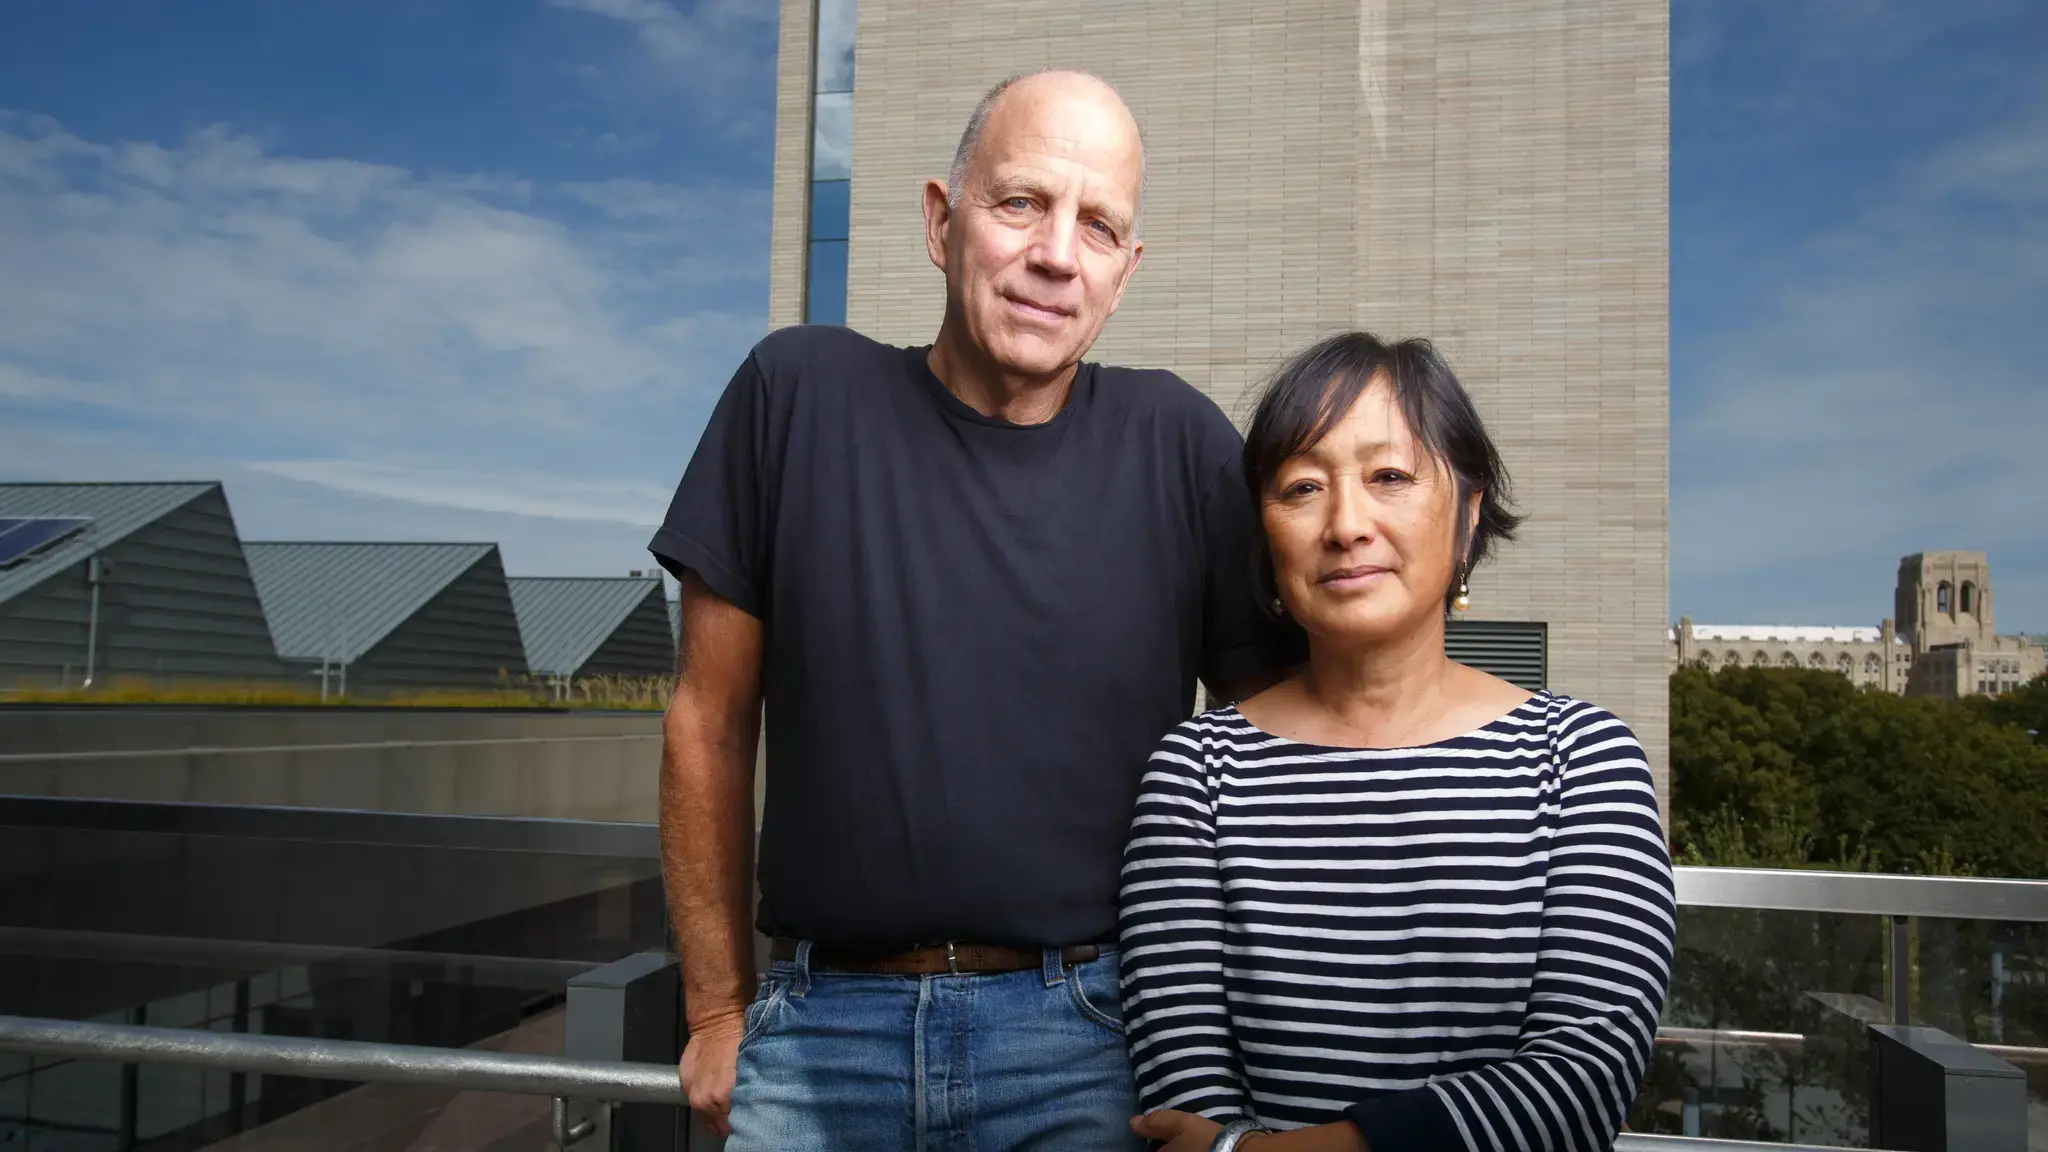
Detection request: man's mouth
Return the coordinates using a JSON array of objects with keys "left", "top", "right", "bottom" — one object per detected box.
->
[{"left": 1002, "top": 293, "right": 1072, "bottom": 321}]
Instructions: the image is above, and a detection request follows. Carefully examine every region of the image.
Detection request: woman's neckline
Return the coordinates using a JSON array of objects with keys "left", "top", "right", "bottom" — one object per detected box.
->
[{"left": 1224, "top": 689, "right": 1551, "bottom": 753}]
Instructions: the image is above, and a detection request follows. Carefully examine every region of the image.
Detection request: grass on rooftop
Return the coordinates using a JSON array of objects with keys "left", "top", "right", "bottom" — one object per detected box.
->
[{"left": 5, "top": 674, "right": 672, "bottom": 711}]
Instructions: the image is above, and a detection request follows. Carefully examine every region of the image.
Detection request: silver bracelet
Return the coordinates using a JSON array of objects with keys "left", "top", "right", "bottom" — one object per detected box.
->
[{"left": 1211, "top": 1117, "right": 1269, "bottom": 1152}]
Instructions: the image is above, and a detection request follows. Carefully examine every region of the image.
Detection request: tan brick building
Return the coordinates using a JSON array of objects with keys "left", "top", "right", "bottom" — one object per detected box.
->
[
  {"left": 769, "top": 0, "right": 1673, "bottom": 806},
  {"left": 1671, "top": 551, "right": 2046, "bottom": 698}
]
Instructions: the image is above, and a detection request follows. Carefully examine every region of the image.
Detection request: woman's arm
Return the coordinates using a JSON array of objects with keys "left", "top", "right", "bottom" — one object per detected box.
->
[
  {"left": 1342, "top": 702, "right": 1678, "bottom": 1152},
  {"left": 1120, "top": 721, "right": 1255, "bottom": 1121}
]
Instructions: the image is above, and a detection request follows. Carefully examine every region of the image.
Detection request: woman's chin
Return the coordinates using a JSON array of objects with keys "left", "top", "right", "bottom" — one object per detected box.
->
[{"left": 1299, "top": 603, "right": 1434, "bottom": 647}]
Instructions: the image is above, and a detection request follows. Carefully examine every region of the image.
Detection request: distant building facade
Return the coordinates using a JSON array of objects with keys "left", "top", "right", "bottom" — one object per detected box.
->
[
  {"left": 0, "top": 482, "right": 287, "bottom": 689},
  {"left": 1673, "top": 551, "right": 2045, "bottom": 698},
  {"left": 244, "top": 542, "right": 529, "bottom": 694},
  {"left": 508, "top": 575, "right": 675, "bottom": 687}
]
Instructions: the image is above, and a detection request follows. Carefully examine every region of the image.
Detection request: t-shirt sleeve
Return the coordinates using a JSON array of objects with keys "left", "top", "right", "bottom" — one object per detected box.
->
[
  {"left": 1198, "top": 457, "right": 1305, "bottom": 692},
  {"left": 647, "top": 351, "right": 773, "bottom": 618}
]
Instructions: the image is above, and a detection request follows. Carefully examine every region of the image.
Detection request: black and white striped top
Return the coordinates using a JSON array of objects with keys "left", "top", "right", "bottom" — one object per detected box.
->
[{"left": 1118, "top": 692, "right": 1675, "bottom": 1151}]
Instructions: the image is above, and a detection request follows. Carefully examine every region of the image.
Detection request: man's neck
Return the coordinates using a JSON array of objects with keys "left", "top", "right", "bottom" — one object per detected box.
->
[{"left": 926, "top": 320, "right": 1078, "bottom": 426}]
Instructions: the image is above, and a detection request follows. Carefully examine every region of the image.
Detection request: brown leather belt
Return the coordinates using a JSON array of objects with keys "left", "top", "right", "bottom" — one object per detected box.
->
[{"left": 770, "top": 937, "right": 1100, "bottom": 976}]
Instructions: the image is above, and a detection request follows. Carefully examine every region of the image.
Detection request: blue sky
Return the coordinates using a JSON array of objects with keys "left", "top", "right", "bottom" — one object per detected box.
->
[
  {"left": 0, "top": 0, "right": 777, "bottom": 585},
  {"left": 1671, "top": 0, "right": 2047, "bottom": 632},
  {"left": 1, "top": 0, "right": 2043, "bottom": 632}
]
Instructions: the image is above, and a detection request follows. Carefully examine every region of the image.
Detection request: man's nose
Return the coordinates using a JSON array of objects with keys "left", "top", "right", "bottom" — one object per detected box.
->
[{"left": 1026, "top": 212, "right": 1081, "bottom": 277}]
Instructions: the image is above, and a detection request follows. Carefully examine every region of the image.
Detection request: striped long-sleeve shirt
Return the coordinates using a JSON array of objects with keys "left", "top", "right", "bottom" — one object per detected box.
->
[{"left": 1118, "top": 692, "right": 1675, "bottom": 1151}]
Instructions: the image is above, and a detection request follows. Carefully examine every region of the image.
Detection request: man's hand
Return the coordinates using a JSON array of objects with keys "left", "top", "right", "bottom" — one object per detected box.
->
[
  {"left": 679, "top": 1009, "right": 746, "bottom": 1136},
  {"left": 1131, "top": 1109, "right": 1223, "bottom": 1151}
]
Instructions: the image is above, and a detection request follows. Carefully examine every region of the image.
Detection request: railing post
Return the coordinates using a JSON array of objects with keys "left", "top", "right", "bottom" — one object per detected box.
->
[
  {"left": 1866, "top": 1024, "right": 2025, "bottom": 1151},
  {"left": 566, "top": 952, "right": 685, "bottom": 1151},
  {"left": 1889, "top": 914, "right": 1912, "bottom": 1025}
]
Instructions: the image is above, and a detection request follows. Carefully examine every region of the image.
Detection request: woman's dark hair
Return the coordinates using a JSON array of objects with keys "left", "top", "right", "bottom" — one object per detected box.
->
[{"left": 1243, "top": 332, "right": 1524, "bottom": 616}]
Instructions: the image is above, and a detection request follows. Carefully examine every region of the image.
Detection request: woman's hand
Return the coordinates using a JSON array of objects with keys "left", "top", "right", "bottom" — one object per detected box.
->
[
  {"left": 1130, "top": 1109, "right": 1223, "bottom": 1150},
  {"left": 1132, "top": 1113, "right": 1371, "bottom": 1152}
]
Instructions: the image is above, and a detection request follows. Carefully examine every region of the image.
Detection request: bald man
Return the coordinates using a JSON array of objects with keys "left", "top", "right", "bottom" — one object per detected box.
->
[{"left": 650, "top": 70, "right": 1298, "bottom": 1150}]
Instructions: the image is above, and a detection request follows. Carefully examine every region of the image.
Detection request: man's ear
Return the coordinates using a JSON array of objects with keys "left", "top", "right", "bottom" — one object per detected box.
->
[
  {"left": 1106, "top": 238, "right": 1144, "bottom": 314},
  {"left": 923, "top": 179, "right": 952, "bottom": 272}
]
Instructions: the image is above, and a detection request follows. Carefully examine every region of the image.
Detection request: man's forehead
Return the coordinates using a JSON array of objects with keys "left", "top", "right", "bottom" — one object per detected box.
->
[{"left": 976, "top": 118, "right": 1142, "bottom": 206}]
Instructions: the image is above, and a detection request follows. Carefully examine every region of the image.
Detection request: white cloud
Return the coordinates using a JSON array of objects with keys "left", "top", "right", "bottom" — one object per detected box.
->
[
  {"left": 1673, "top": 95, "right": 2048, "bottom": 626},
  {"left": 549, "top": 0, "right": 779, "bottom": 137},
  {"left": 245, "top": 459, "right": 672, "bottom": 527},
  {"left": 0, "top": 113, "right": 768, "bottom": 575}
]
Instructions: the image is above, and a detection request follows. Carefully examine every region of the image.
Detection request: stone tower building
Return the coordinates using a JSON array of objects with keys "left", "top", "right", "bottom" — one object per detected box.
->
[{"left": 1672, "top": 550, "right": 2044, "bottom": 698}]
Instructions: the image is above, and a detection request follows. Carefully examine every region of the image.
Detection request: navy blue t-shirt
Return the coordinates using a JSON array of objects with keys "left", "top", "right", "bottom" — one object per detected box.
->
[{"left": 650, "top": 326, "right": 1298, "bottom": 952}]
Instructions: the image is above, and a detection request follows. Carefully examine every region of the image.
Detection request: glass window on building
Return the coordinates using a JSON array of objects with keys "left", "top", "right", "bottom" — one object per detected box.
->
[{"left": 805, "top": 0, "right": 857, "bottom": 325}]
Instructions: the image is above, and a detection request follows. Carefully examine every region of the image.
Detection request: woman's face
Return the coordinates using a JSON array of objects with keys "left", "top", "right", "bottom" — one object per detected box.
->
[{"left": 1262, "top": 377, "right": 1473, "bottom": 646}]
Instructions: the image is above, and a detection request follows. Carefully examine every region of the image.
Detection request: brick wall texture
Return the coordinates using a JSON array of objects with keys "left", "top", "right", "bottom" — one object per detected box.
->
[{"left": 769, "top": 0, "right": 1673, "bottom": 811}]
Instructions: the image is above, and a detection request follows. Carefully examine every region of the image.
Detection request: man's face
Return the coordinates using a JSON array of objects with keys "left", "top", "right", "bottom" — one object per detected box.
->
[{"left": 926, "top": 78, "right": 1144, "bottom": 380}]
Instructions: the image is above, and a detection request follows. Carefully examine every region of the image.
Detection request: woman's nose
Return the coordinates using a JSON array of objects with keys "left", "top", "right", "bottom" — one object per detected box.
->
[{"left": 1325, "top": 479, "right": 1376, "bottom": 546}]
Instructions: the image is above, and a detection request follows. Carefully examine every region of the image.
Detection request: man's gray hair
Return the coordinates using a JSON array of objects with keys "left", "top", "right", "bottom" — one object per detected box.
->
[{"left": 945, "top": 69, "right": 1145, "bottom": 239}]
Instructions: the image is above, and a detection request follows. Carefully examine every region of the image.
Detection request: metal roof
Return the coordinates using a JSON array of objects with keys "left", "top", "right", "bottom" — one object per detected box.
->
[
  {"left": 243, "top": 542, "right": 497, "bottom": 663},
  {"left": 1688, "top": 624, "right": 1894, "bottom": 644},
  {"left": 0, "top": 482, "right": 218, "bottom": 608},
  {"left": 508, "top": 577, "right": 664, "bottom": 676}
]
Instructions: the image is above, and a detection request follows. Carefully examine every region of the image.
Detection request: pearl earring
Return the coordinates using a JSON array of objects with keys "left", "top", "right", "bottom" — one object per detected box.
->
[{"left": 1453, "top": 570, "right": 1472, "bottom": 613}]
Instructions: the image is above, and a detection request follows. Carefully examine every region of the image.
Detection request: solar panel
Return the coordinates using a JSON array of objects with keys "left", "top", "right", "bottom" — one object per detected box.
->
[{"left": 0, "top": 516, "right": 94, "bottom": 567}]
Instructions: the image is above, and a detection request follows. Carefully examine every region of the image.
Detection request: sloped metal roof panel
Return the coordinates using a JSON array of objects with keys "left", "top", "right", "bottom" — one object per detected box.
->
[
  {"left": 0, "top": 482, "right": 218, "bottom": 607},
  {"left": 508, "top": 576, "right": 664, "bottom": 676},
  {"left": 243, "top": 542, "right": 495, "bottom": 663}
]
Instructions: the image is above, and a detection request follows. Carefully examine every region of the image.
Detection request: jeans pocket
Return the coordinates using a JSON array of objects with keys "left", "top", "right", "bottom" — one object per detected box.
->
[
  {"left": 1065, "top": 958, "right": 1127, "bottom": 1035},
  {"left": 740, "top": 975, "right": 787, "bottom": 1049}
]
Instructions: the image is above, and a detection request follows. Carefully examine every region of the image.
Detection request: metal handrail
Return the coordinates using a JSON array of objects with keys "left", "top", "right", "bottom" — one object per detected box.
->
[
  {"left": 0, "top": 794, "right": 660, "bottom": 856},
  {"left": 0, "top": 1014, "right": 684, "bottom": 1106},
  {"left": 0, "top": 1014, "right": 2019, "bottom": 1152},
  {"left": 1674, "top": 865, "right": 2048, "bottom": 921},
  {"left": 1653, "top": 1024, "right": 2048, "bottom": 1065},
  {"left": 1616, "top": 1137, "right": 1845, "bottom": 1152},
  {"left": 0, "top": 732, "right": 659, "bottom": 765},
  {"left": 0, "top": 925, "right": 598, "bottom": 987}
]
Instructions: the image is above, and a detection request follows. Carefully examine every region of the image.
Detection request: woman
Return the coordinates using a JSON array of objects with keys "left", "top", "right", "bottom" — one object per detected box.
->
[{"left": 1120, "top": 333, "right": 1675, "bottom": 1152}]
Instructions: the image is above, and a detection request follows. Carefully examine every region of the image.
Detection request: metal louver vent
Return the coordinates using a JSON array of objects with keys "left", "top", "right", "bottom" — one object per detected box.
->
[{"left": 1447, "top": 620, "right": 1547, "bottom": 691}]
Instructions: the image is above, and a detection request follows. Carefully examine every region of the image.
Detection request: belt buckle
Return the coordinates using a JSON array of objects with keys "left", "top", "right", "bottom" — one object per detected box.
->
[{"left": 945, "top": 941, "right": 960, "bottom": 975}]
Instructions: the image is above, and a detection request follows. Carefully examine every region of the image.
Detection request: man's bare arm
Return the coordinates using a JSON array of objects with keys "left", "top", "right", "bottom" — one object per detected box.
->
[{"left": 661, "top": 569, "right": 764, "bottom": 1133}]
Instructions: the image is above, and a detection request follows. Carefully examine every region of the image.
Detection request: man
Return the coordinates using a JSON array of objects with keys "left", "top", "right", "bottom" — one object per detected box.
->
[{"left": 650, "top": 69, "right": 1298, "bottom": 1149}]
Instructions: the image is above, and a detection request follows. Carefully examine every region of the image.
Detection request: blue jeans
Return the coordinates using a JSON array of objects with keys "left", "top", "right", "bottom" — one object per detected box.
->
[{"left": 725, "top": 941, "right": 1147, "bottom": 1151}]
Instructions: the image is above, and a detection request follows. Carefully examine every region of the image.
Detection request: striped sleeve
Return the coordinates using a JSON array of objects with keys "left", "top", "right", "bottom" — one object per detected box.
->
[
  {"left": 1118, "top": 720, "right": 1252, "bottom": 1121},
  {"left": 1350, "top": 703, "right": 1677, "bottom": 1152}
]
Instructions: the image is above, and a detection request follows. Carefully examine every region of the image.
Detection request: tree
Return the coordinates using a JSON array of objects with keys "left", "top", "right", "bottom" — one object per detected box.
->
[{"left": 1671, "top": 667, "right": 2048, "bottom": 878}]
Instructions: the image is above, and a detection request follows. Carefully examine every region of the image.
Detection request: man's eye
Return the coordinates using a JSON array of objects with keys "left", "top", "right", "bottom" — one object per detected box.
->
[{"left": 1004, "top": 197, "right": 1033, "bottom": 211}]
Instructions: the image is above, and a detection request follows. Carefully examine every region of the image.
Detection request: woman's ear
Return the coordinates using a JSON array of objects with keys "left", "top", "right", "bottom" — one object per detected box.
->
[{"left": 1463, "top": 487, "right": 1485, "bottom": 566}]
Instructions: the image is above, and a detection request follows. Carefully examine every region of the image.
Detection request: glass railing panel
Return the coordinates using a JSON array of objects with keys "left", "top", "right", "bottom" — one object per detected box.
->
[
  {"left": 1629, "top": 907, "right": 1890, "bottom": 1147},
  {"left": 1898, "top": 917, "right": 2048, "bottom": 1147},
  {"left": 4, "top": 1049, "right": 577, "bottom": 1151},
  {"left": 0, "top": 801, "right": 666, "bottom": 1149}
]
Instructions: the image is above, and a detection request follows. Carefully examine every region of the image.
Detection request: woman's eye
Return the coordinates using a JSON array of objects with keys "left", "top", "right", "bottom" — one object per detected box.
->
[
  {"left": 1372, "top": 470, "right": 1412, "bottom": 485},
  {"left": 1282, "top": 481, "right": 1319, "bottom": 499}
]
